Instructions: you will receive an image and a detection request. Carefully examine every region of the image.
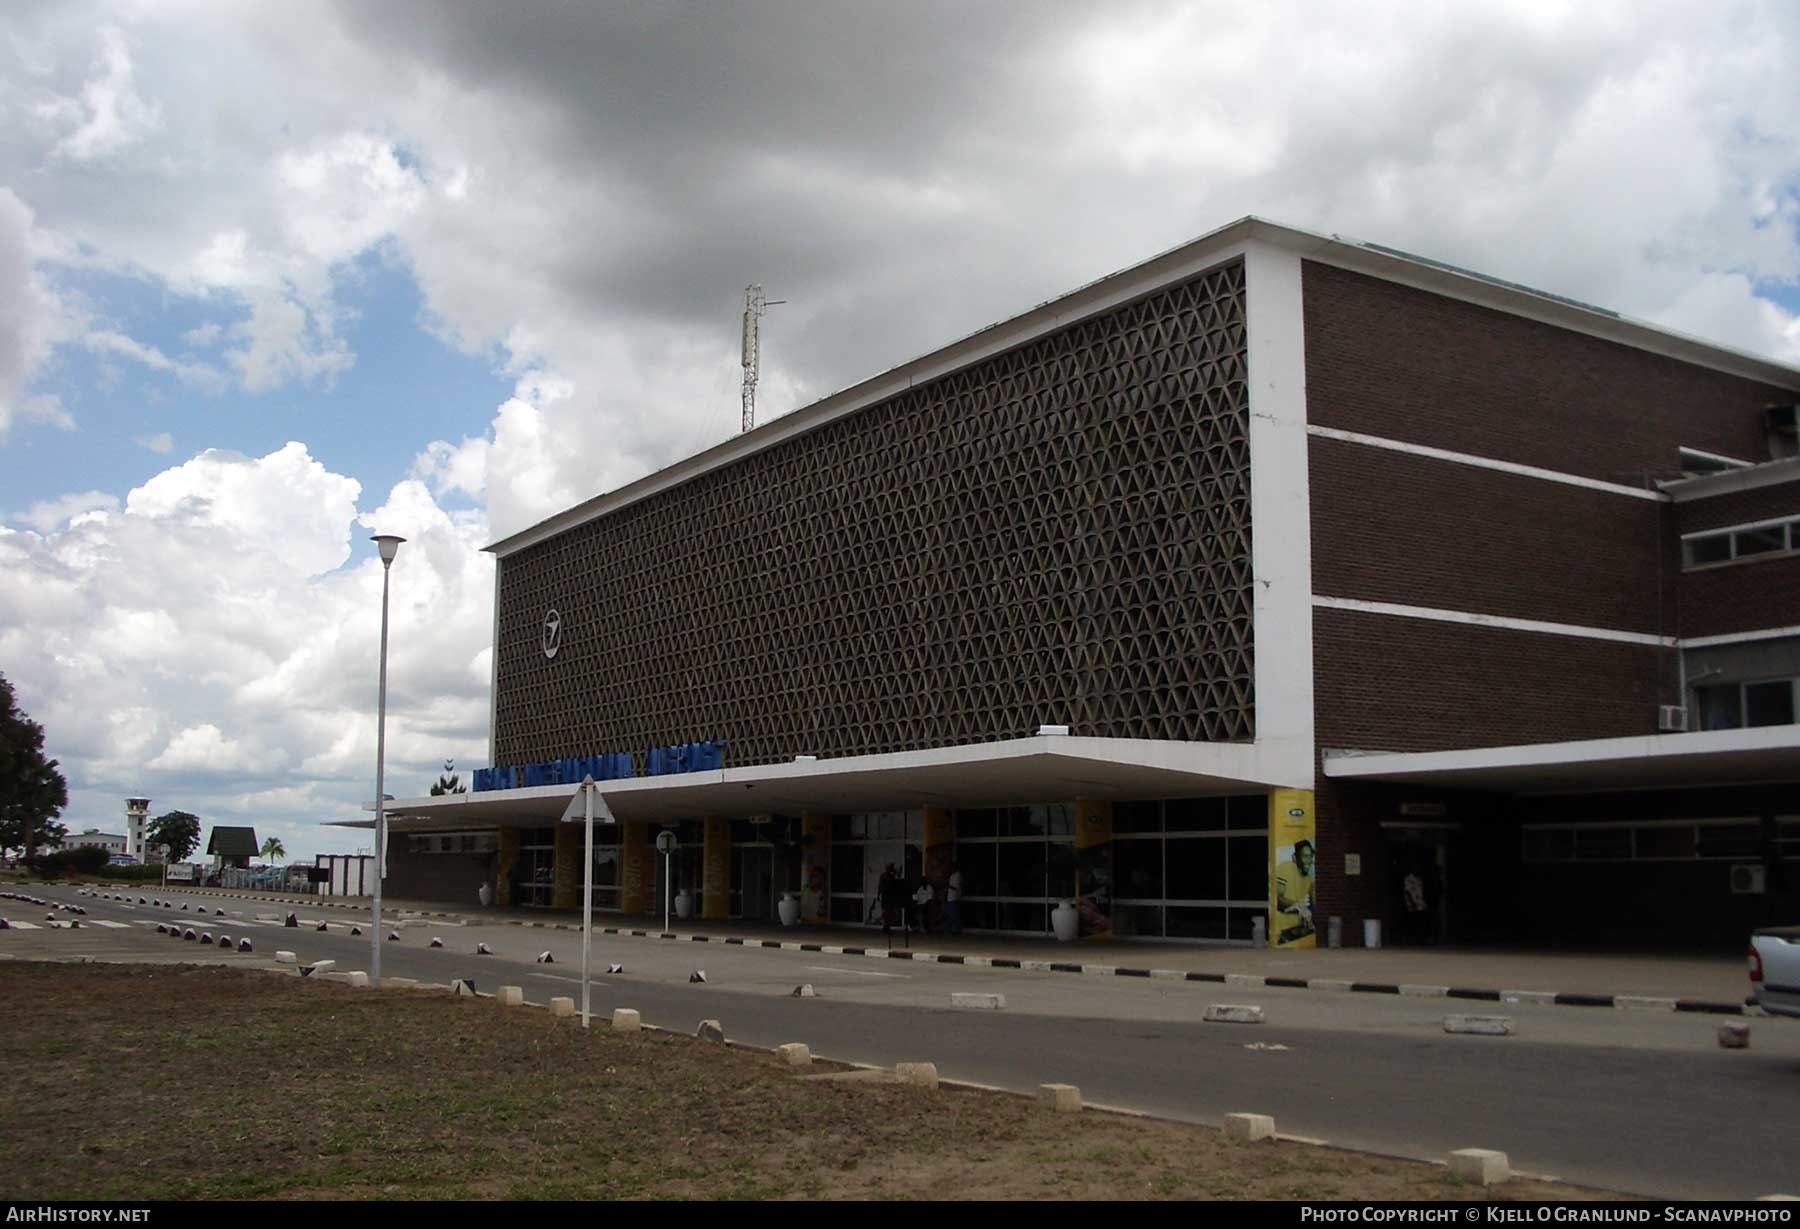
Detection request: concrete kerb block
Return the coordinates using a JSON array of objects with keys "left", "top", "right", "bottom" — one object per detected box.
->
[
  {"left": 383, "top": 977, "right": 419, "bottom": 989},
  {"left": 895, "top": 1062, "right": 939, "bottom": 1090},
  {"left": 1308, "top": 978, "right": 1354, "bottom": 993},
  {"left": 274, "top": 950, "right": 298, "bottom": 965},
  {"left": 951, "top": 992, "right": 1006, "bottom": 1010},
  {"left": 610, "top": 1008, "right": 641, "bottom": 1033},
  {"left": 963, "top": 956, "right": 992, "bottom": 968},
  {"left": 1038, "top": 1083, "right": 1082, "bottom": 1113},
  {"left": 1080, "top": 965, "right": 1115, "bottom": 977},
  {"left": 1615, "top": 995, "right": 1677, "bottom": 1012},
  {"left": 1150, "top": 968, "right": 1187, "bottom": 981},
  {"left": 1448, "top": 1148, "right": 1511, "bottom": 1186},
  {"left": 345, "top": 972, "right": 370, "bottom": 988},
  {"left": 1444, "top": 1015, "right": 1514, "bottom": 1036},
  {"left": 696, "top": 1019, "right": 726, "bottom": 1043},
  {"left": 498, "top": 986, "right": 524, "bottom": 1007},
  {"left": 1223, "top": 1112, "right": 1277, "bottom": 1142},
  {"left": 547, "top": 996, "right": 576, "bottom": 1018},
  {"left": 1020, "top": 960, "right": 1051, "bottom": 972},
  {"left": 1500, "top": 989, "right": 1556, "bottom": 1006},
  {"left": 1203, "top": 1003, "right": 1266, "bottom": 1025},
  {"left": 776, "top": 1042, "right": 811, "bottom": 1067},
  {"left": 1399, "top": 984, "right": 1450, "bottom": 998},
  {"left": 451, "top": 978, "right": 478, "bottom": 997},
  {"left": 1718, "top": 1022, "right": 1751, "bottom": 1049},
  {"left": 1223, "top": 973, "right": 1265, "bottom": 989}
]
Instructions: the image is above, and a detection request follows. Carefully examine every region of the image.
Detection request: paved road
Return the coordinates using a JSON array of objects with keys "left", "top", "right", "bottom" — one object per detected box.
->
[{"left": 8, "top": 884, "right": 1800, "bottom": 1199}]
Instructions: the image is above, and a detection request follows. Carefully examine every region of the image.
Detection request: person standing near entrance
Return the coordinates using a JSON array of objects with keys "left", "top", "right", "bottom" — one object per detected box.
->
[{"left": 945, "top": 862, "right": 963, "bottom": 935}]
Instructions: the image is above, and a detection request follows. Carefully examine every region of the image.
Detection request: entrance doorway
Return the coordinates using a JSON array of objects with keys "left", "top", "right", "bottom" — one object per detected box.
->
[
  {"left": 1385, "top": 825, "right": 1452, "bottom": 945},
  {"left": 734, "top": 845, "right": 776, "bottom": 921}
]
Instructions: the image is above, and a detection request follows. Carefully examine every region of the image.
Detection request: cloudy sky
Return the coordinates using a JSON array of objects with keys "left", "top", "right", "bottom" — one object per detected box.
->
[{"left": 2, "top": 1, "right": 1798, "bottom": 864}]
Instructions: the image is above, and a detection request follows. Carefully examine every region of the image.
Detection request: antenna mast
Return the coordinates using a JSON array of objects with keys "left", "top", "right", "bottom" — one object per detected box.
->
[{"left": 740, "top": 284, "right": 783, "bottom": 432}]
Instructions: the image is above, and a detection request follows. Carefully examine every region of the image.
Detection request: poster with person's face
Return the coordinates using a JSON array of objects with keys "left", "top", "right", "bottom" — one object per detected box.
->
[{"left": 1268, "top": 789, "right": 1316, "bottom": 948}]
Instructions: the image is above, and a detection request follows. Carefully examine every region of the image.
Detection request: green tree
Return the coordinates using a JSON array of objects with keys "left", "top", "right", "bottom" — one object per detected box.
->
[
  {"left": 429, "top": 758, "right": 466, "bottom": 796},
  {"left": 0, "top": 674, "right": 69, "bottom": 860},
  {"left": 146, "top": 811, "right": 202, "bottom": 863},
  {"left": 260, "top": 835, "right": 285, "bottom": 865}
]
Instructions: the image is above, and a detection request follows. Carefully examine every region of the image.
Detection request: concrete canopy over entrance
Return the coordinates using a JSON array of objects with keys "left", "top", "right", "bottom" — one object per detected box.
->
[
  {"left": 341, "top": 734, "right": 1301, "bottom": 831},
  {"left": 1321, "top": 726, "right": 1800, "bottom": 793}
]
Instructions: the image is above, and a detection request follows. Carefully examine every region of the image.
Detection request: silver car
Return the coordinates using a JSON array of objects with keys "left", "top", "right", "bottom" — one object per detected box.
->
[{"left": 1751, "top": 926, "right": 1800, "bottom": 1018}]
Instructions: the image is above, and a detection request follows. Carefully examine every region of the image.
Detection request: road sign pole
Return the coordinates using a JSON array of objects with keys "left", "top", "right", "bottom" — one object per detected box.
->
[
  {"left": 664, "top": 850, "right": 671, "bottom": 934},
  {"left": 581, "top": 776, "right": 594, "bottom": 1030}
]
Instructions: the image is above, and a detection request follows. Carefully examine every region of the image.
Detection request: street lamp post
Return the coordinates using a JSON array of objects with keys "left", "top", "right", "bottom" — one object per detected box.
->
[{"left": 369, "top": 533, "right": 405, "bottom": 988}]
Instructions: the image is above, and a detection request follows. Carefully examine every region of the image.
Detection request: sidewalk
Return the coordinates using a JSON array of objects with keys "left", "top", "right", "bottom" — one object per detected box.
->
[{"left": 158, "top": 884, "right": 1755, "bottom": 1010}]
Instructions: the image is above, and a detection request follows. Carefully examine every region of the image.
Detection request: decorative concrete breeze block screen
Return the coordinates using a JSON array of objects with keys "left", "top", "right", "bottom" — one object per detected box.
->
[{"left": 495, "top": 257, "right": 1254, "bottom": 771}]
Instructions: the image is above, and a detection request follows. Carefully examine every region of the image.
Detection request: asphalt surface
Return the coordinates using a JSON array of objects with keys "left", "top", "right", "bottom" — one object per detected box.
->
[{"left": 8, "top": 883, "right": 1800, "bottom": 1200}]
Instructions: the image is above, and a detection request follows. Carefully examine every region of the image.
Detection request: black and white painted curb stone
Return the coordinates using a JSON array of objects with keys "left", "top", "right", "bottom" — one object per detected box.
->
[{"left": 135, "top": 886, "right": 1751, "bottom": 1016}]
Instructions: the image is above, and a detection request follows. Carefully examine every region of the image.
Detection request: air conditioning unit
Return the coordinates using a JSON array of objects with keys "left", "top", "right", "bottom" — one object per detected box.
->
[
  {"left": 1730, "top": 864, "right": 1767, "bottom": 895},
  {"left": 1657, "top": 705, "right": 1688, "bottom": 732}
]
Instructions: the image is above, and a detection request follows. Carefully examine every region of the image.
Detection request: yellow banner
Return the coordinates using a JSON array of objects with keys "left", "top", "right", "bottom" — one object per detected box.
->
[{"left": 1268, "top": 789, "right": 1316, "bottom": 949}]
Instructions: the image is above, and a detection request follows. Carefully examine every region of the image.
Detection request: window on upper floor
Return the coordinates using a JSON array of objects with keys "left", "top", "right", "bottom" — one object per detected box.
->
[
  {"left": 1681, "top": 516, "right": 1800, "bottom": 569},
  {"left": 1695, "top": 678, "right": 1798, "bottom": 730}
]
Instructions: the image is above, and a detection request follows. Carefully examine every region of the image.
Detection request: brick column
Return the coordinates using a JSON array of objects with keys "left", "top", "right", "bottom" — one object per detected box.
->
[
  {"left": 496, "top": 827, "right": 521, "bottom": 907},
  {"left": 620, "top": 822, "right": 652, "bottom": 915},
  {"left": 801, "top": 812, "right": 831, "bottom": 924},
  {"left": 552, "top": 822, "right": 579, "bottom": 910},
  {"left": 702, "top": 817, "right": 731, "bottom": 921},
  {"left": 1074, "top": 799, "right": 1113, "bottom": 938}
]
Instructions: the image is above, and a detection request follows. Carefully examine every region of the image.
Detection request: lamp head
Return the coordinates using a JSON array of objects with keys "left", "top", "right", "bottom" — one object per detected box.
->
[{"left": 370, "top": 533, "right": 406, "bottom": 566}]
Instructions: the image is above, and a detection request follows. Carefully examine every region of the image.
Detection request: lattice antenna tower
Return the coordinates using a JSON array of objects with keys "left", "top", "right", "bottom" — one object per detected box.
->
[{"left": 740, "top": 284, "right": 784, "bottom": 432}]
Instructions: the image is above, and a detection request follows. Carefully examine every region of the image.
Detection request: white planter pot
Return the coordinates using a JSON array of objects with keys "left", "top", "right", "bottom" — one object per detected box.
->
[
  {"left": 777, "top": 893, "right": 800, "bottom": 927},
  {"left": 477, "top": 882, "right": 493, "bottom": 908},
  {"left": 1051, "top": 901, "right": 1078, "bottom": 943},
  {"left": 674, "top": 891, "right": 693, "bottom": 920}
]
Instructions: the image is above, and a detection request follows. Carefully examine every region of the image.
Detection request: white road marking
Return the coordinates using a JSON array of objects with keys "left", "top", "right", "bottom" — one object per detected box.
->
[
  {"left": 89, "top": 920, "right": 130, "bottom": 928},
  {"left": 806, "top": 965, "right": 908, "bottom": 979},
  {"left": 529, "top": 972, "right": 609, "bottom": 986},
  {"left": 5, "top": 921, "right": 41, "bottom": 929}
]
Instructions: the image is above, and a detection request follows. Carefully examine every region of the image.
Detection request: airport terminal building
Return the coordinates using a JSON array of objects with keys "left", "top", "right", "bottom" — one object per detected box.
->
[{"left": 370, "top": 217, "right": 1800, "bottom": 948}]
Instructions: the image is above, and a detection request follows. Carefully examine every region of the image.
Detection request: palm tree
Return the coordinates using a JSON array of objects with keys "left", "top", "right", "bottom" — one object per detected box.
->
[{"left": 261, "top": 836, "right": 285, "bottom": 867}]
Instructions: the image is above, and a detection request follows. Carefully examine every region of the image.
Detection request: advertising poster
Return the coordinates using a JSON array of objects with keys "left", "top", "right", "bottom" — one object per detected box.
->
[{"left": 1268, "top": 788, "right": 1317, "bottom": 948}]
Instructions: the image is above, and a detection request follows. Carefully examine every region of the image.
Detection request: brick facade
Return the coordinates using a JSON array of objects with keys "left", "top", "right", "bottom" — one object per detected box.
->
[
  {"left": 1309, "top": 435, "right": 1675, "bottom": 634},
  {"left": 1302, "top": 261, "right": 1790, "bottom": 481},
  {"left": 1679, "top": 555, "right": 1800, "bottom": 638}
]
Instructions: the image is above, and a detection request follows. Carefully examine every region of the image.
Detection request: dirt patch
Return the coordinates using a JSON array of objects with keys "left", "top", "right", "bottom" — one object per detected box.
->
[{"left": 0, "top": 962, "right": 1612, "bottom": 1201}]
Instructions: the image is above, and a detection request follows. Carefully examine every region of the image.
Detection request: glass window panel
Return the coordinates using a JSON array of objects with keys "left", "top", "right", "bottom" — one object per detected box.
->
[
  {"left": 1165, "top": 797, "right": 1228, "bottom": 831},
  {"left": 1745, "top": 681, "right": 1796, "bottom": 727},
  {"left": 1696, "top": 823, "right": 1761, "bottom": 860},
  {"left": 872, "top": 812, "right": 903, "bottom": 841},
  {"left": 1227, "top": 909, "right": 1262, "bottom": 943},
  {"left": 957, "top": 809, "right": 997, "bottom": 838},
  {"left": 998, "top": 841, "right": 1047, "bottom": 898},
  {"left": 1685, "top": 534, "right": 1732, "bottom": 566},
  {"left": 1523, "top": 828, "right": 1575, "bottom": 862},
  {"left": 1165, "top": 835, "right": 1228, "bottom": 901},
  {"left": 960, "top": 901, "right": 996, "bottom": 931},
  {"left": 1165, "top": 906, "right": 1229, "bottom": 940},
  {"left": 832, "top": 815, "right": 863, "bottom": 841},
  {"left": 1574, "top": 828, "right": 1632, "bottom": 860},
  {"left": 905, "top": 811, "right": 924, "bottom": 845},
  {"left": 1038, "top": 804, "right": 1075, "bottom": 837},
  {"left": 1047, "top": 841, "right": 1075, "bottom": 899},
  {"left": 1114, "top": 904, "right": 1164, "bottom": 938},
  {"left": 1634, "top": 826, "right": 1696, "bottom": 859},
  {"left": 1734, "top": 526, "right": 1787, "bottom": 557},
  {"left": 730, "top": 820, "right": 759, "bottom": 844},
  {"left": 591, "top": 847, "right": 620, "bottom": 887},
  {"left": 1113, "top": 837, "right": 1164, "bottom": 900},
  {"left": 1227, "top": 834, "right": 1270, "bottom": 902},
  {"left": 829, "top": 896, "right": 864, "bottom": 924},
  {"left": 1001, "top": 902, "right": 1047, "bottom": 933},
  {"left": 1112, "top": 801, "right": 1163, "bottom": 834},
  {"left": 957, "top": 843, "right": 998, "bottom": 897},
  {"left": 830, "top": 845, "right": 862, "bottom": 897},
  {"left": 1696, "top": 684, "right": 1744, "bottom": 731},
  {"left": 1001, "top": 807, "right": 1044, "bottom": 837},
  {"left": 1227, "top": 795, "right": 1269, "bottom": 830}
]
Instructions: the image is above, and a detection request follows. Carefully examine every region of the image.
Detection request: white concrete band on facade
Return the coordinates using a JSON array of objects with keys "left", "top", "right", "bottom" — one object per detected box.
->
[
  {"left": 1310, "top": 595, "right": 1675, "bottom": 648},
  {"left": 1306, "top": 424, "right": 1667, "bottom": 502}
]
